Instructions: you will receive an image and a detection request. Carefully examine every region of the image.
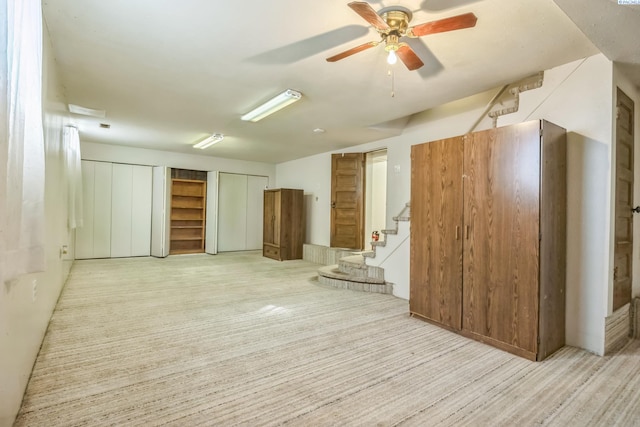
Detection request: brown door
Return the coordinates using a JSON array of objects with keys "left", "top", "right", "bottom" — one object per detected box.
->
[
  {"left": 330, "top": 153, "right": 365, "bottom": 249},
  {"left": 410, "top": 137, "right": 464, "bottom": 329},
  {"left": 613, "top": 88, "right": 635, "bottom": 311},
  {"left": 463, "top": 122, "right": 541, "bottom": 353}
]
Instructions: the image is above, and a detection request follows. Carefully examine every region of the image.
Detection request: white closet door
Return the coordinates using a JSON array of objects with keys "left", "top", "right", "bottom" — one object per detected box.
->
[
  {"left": 110, "top": 163, "right": 133, "bottom": 258},
  {"left": 131, "top": 165, "right": 152, "bottom": 256},
  {"left": 205, "top": 171, "right": 219, "bottom": 255},
  {"left": 76, "top": 160, "right": 112, "bottom": 259},
  {"left": 75, "top": 160, "right": 95, "bottom": 259},
  {"left": 151, "top": 166, "right": 170, "bottom": 257},
  {"left": 92, "top": 161, "right": 113, "bottom": 258},
  {"left": 217, "top": 173, "right": 247, "bottom": 252},
  {"left": 246, "top": 176, "right": 268, "bottom": 250}
]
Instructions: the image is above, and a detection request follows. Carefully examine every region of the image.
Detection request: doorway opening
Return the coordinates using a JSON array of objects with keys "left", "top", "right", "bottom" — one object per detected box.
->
[{"left": 365, "top": 149, "right": 387, "bottom": 250}]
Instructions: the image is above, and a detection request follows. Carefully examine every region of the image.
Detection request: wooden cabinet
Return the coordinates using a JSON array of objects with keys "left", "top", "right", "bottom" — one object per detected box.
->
[
  {"left": 170, "top": 179, "right": 206, "bottom": 254},
  {"left": 410, "top": 120, "right": 566, "bottom": 361},
  {"left": 263, "top": 188, "right": 304, "bottom": 261}
]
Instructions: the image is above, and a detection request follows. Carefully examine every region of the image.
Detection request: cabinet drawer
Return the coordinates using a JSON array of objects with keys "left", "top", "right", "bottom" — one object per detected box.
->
[{"left": 263, "top": 244, "right": 281, "bottom": 260}]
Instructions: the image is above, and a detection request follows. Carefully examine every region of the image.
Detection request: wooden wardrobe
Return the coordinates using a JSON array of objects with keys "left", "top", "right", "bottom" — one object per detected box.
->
[
  {"left": 410, "top": 120, "right": 566, "bottom": 361},
  {"left": 263, "top": 188, "right": 304, "bottom": 261}
]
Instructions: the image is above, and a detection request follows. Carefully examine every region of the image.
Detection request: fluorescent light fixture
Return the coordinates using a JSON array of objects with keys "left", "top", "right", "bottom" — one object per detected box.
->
[
  {"left": 68, "top": 104, "right": 106, "bottom": 118},
  {"left": 193, "top": 133, "right": 224, "bottom": 149},
  {"left": 241, "top": 89, "right": 302, "bottom": 122}
]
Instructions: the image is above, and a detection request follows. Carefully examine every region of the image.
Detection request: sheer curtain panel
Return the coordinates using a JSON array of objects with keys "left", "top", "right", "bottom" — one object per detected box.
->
[
  {"left": 64, "top": 126, "right": 83, "bottom": 229},
  {"left": 1, "top": 0, "right": 46, "bottom": 284}
]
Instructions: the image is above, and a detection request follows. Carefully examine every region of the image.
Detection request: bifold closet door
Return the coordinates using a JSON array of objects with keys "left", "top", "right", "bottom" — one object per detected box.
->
[
  {"left": 410, "top": 137, "right": 464, "bottom": 329},
  {"left": 217, "top": 173, "right": 268, "bottom": 252},
  {"left": 151, "top": 166, "right": 171, "bottom": 257},
  {"left": 462, "top": 123, "right": 541, "bottom": 354},
  {"left": 205, "top": 171, "right": 219, "bottom": 255},
  {"left": 111, "top": 164, "right": 152, "bottom": 258},
  {"left": 75, "top": 161, "right": 112, "bottom": 259},
  {"left": 217, "top": 173, "right": 248, "bottom": 252},
  {"left": 246, "top": 176, "right": 268, "bottom": 250}
]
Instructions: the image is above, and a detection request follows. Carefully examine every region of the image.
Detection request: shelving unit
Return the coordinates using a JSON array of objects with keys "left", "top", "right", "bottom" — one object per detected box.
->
[{"left": 170, "top": 179, "right": 206, "bottom": 254}]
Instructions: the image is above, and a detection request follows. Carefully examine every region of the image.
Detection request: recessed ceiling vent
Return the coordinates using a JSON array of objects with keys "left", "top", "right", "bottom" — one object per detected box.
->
[{"left": 99, "top": 123, "right": 111, "bottom": 129}]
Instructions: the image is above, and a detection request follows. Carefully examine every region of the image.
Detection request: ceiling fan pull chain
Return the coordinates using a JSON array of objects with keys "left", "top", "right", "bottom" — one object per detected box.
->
[{"left": 388, "top": 69, "right": 395, "bottom": 98}]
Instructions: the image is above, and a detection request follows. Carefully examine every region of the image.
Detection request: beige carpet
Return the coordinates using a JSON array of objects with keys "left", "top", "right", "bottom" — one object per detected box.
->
[{"left": 15, "top": 252, "right": 640, "bottom": 426}]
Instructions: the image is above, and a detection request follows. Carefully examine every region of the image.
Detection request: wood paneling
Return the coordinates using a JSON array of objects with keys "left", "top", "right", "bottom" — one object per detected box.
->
[
  {"left": 410, "top": 120, "right": 567, "bottom": 361},
  {"left": 331, "top": 153, "right": 364, "bottom": 249},
  {"left": 410, "top": 137, "right": 464, "bottom": 330},
  {"left": 263, "top": 189, "right": 303, "bottom": 261},
  {"left": 613, "top": 88, "right": 635, "bottom": 311}
]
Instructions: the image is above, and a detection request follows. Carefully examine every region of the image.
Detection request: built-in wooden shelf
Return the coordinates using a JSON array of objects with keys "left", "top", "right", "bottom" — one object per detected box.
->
[{"left": 170, "top": 179, "right": 206, "bottom": 255}]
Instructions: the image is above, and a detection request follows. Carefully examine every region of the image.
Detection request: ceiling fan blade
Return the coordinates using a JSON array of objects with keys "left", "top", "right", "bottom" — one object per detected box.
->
[
  {"left": 408, "top": 12, "right": 477, "bottom": 37},
  {"left": 348, "top": 1, "right": 390, "bottom": 31},
  {"left": 326, "top": 41, "right": 379, "bottom": 62},
  {"left": 397, "top": 44, "right": 424, "bottom": 71}
]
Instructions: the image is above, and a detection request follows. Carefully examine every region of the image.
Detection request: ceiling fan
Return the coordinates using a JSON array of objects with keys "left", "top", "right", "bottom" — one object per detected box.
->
[{"left": 326, "top": 1, "right": 477, "bottom": 71}]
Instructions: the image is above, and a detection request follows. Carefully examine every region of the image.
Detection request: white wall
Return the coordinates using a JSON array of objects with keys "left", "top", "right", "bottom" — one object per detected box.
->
[
  {"left": 276, "top": 89, "right": 499, "bottom": 245},
  {"left": 499, "top": 54, "right": 613, "bottom": 355},
  {"left": 276, "top": 54, "right": 614, "bottom": 356},
  {"left": 80, "top": 141, "right": 276, "bottom": 185},
  {"left": 613, "top": 64, "right": 640, "bottom": 303},
  {"left": 0, "top": 30, "right": 74, "bottom": 426}
]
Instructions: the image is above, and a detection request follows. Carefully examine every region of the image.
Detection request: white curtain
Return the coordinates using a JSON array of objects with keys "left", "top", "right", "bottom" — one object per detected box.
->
[
  {"left": 0, "top": 0, "right": 46, "bottom": 284},
  {"left": 64, "top": 126, "right": 83, "bottom": 229}
]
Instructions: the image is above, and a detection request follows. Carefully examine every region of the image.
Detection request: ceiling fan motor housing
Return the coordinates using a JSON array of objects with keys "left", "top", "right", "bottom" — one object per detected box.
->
[{"left": 379, "top": 6, "right": 412, "bottom": 51}]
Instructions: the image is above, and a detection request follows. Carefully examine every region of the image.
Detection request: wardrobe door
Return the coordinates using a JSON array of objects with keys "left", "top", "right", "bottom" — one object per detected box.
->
[
  {"left": 92, "top": 161, "right": 113, "bottom": 258},
  {"left": 410, "top": 137, "right": 464, "bottom": 330},
  {"left": 463, "top": 122, "right": 541, "bottom": 354},
  {"left": 263, "top": 190, "right": 276, "bottom": 246}
]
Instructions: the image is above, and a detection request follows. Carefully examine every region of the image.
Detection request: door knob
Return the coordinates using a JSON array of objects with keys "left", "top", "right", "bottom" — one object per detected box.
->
[
  {"left": 331, "top": 201, "right": 336, "bottom": 208},
  {"left": 632, "top": 206, "right": 640, "bottom": 214}
]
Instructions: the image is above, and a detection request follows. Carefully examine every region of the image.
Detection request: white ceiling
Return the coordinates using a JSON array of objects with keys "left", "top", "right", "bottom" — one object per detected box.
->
[{"left": 42, "top": 0, "right": 631, "bottom": 164}]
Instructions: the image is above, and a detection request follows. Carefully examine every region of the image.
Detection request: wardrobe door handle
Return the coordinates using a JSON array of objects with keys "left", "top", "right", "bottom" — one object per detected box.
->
[
  {"left": 466, "top": 225, "right": 470, "bottom": 239},
  {"left": 455, "top": 226, "right": 460, "bottom": 240}
]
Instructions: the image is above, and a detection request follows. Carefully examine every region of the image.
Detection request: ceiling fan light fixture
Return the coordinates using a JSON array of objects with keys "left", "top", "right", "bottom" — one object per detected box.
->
[
  {"left": 387, "top": 49, "right": 398, "bottom": 65},
  {"left": 241, "top": 89, "right": 302, "bottom": 122},
  {"left": 193, "top": 133, "right": 224, "bottom": 149}
]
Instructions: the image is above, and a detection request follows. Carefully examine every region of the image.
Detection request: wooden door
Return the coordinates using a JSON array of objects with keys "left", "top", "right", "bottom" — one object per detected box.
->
[
  {"left": 410, "top": 137, "right": 464, "bottom": 329},
  {"left": 463, "top": 122, "right": 541, "bottom": 354},
  {"left": 613, "top": 88, "right": 635, "bottom": 311},
  {"left": 330, "top": 153, "right": 365, "bottom": 249}
]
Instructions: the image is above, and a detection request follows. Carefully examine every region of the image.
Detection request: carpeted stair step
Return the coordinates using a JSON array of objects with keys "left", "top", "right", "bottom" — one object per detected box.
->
[
  {"left": 338, "top": 255, "right": 385, "bottom": 281},
  {"left": 317, "top": 265, "right": 392, "bottom": 294}
]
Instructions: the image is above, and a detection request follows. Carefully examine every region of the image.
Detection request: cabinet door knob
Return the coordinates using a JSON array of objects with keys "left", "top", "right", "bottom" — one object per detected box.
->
[{"left": 632, "top": 206, "right": 640, "bottom": 214}]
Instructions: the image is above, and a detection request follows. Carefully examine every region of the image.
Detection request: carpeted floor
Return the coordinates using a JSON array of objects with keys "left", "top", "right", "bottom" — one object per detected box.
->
[{"left": 15, "top": 252, "right": 640, "bottom": 426}]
